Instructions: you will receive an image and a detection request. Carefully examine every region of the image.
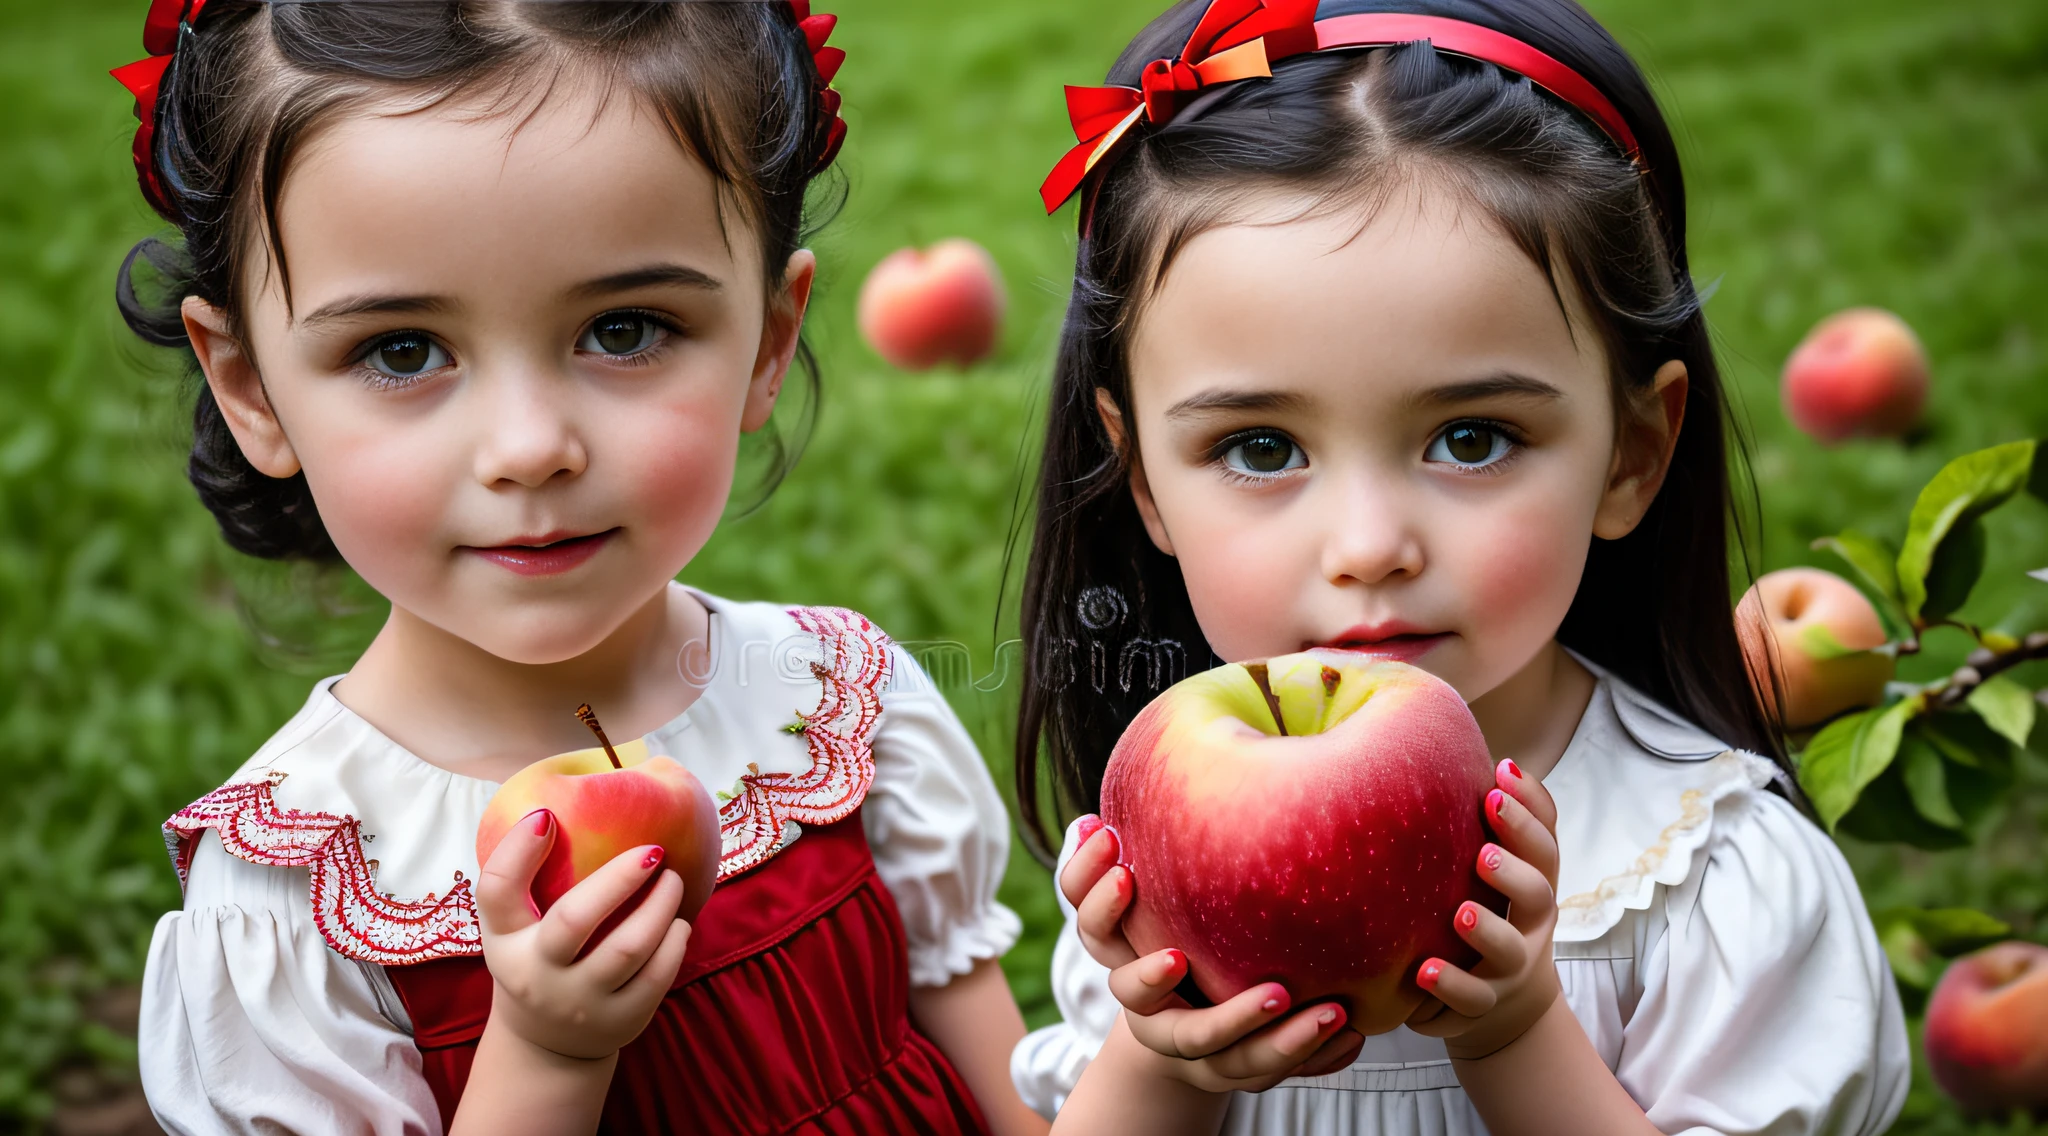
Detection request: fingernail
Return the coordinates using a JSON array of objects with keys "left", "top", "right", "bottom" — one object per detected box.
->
[
  {"left": 529, "top": 809, "right": 553, "bottom": 836},
  {"left": 1075, "top": 814, "right": 1104, "bottom": 848},
  {"left": 1113, "top": 866, "right": 1132, "bottom": 898},
  {"left": 1506, "top": 759, "right": 1524, "bottom": 780},
  {"left": 1163, "top": 948, "right": 1186, "bottom": 973},
  {"left": 1457, "top": 902, "right": 1479, "bottom": 931},
  {"left": 1418, "top": 959, "right": 1444, "bottom": 990},
  {"left": 641, "top": 846, "right": 665, "bottom": 871},
  {"left": 1317, "top": 1006, "right": 1340, "bottom": 1028},
  {"left": 1481, "top": 843, "right": 1504, "bottom": 871},
  {"left": 1260, "top": 985, "right": 1290, "bottom": 1014},
  {"left": 1486, "top": 788, "right": 1506, "bottom": 821}
]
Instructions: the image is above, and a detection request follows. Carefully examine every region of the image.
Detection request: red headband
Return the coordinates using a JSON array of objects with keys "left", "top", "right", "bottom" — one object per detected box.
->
[
  {"left": 1041, "top": 0, "right": 1640, "bottom": 214},
  {"left": 111, "top": 0, "right": 849, "bottom": 220}
]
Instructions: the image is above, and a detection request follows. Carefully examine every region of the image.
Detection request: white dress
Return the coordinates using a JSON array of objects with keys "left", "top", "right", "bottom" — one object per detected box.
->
[
  {"left": 1010, "top": 664, "right": 1911, "bottom": 1135},
  {"left": 140, "top": 590, "right": 1022, "bottom": 1136}
]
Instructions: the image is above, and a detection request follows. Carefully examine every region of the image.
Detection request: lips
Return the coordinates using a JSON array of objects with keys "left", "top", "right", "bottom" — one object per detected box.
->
[
  {"left": 1312, "top": 624, "right": 1451, "bottom": 664},
  {"left": 466, "top": 529, "right": 618, "bottom": 577}
]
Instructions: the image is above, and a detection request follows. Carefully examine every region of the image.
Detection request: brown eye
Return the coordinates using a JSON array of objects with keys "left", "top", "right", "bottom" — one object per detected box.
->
[
  {"left": 1426, "top": 422, "right": 1512, "bottom": 468},
  {"left": 1221, "top": 431, "right": 1305, "bottom": 476},
  {"left": 364, "top": 332, "right": 447, "bottom": 379},
  {"left": 580, "top": 312, "right": 667, "bottom": 357}
]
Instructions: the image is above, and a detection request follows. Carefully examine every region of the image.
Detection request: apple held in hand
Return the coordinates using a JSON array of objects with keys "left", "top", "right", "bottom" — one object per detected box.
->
[
  {"left": 1925, "top": 941, "right": 2048, "bottom": 1117},
  {"left": 1102, "top": 652, "right": 1501, "bottom": 1035},
  {"left": 856, "top": 238, "right": 1006, "bottom": 371},
  {"left": 476, "top": 707, "right": 721, "bottom": 923},
  {"left": 1735, "top": 567, "right": 1894, "bottom": 729},
  {"left": 1782, "top": 307, "right": 1929, "bottom": 443}
]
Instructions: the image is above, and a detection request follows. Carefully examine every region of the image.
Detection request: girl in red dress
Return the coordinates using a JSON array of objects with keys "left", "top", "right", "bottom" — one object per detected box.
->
[{"left": 117, "top": 4, "right": 1047, "bottom": 1134}]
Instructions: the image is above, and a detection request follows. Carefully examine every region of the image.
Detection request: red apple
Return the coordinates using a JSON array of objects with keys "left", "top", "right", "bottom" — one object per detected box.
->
[
  {"left": 856, "top": 238, "right": 1005, "bottom": 370},
  {"left": 1102, "top": 652, "right": 1501, "bottom": 1034},
  {"left": 1925, "top": 941, "right": 2048, "bottom": 1117},
  {"left": 1734, "top": 567, "right": 1894, "bottom": 729},
  {"left": 476, "top": 736, "right": 721, "bottom": 924},
  {"left": 1781, "top": 307, "right": 1929, "bottom": 443}
]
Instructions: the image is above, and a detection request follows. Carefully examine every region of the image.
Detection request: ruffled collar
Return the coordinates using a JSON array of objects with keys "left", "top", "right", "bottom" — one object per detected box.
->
[{"left": 1547, "top": 658, "right": 1778, "bottom": 942}]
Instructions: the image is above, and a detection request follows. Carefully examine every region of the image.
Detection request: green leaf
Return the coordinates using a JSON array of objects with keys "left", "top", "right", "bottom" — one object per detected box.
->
[
  {"left": 1897, "top": 441, "right": 2037, "bottom": 621},
  {"left": 1920, "top": 518, "right": 1988, "bottom": 621},
  {"left": 1838, "top": 747, "right": 1973, "bottom": 850},
  {"left": 1812, "top": 530, "right": 1904, "bottom": 604},
  {"left": 1899, "top": 736, "right": 1962, "bottom": 829},
  {"left": 1795, "top": 622, "right": 1864, "bottom": 660},
  {"left": 1798, "top": 697, "right": 1918, "bottom": 830},
  {"left": 1903, "top": 907, "right": 2013, "bottom": 954},
  {"left": 1966, "top": 675, "right": 2037, "bottom": 749},
  {"left": 1875, "top": 917, "right": 1938, "bottom": 990}
]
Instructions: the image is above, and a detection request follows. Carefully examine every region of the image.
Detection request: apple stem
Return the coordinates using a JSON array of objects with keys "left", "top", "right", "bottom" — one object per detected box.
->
[
  {"left": 1243, "top": 663, "right": 1288, "bottom": 737},
  {"left": 575, "top": 704, "right": 623, "bottom": 769}
]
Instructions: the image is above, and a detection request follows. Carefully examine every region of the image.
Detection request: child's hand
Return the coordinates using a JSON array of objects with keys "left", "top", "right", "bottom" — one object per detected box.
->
[
  {"left": 1060, "top": 818, "right": 1363, "bottom": 1092},
  {"left": 476, "top": 809, "right": 693, "bottom": 1060},
  {"left": 1403, "top": 759, "right": 1562, "bottom": 1060}
]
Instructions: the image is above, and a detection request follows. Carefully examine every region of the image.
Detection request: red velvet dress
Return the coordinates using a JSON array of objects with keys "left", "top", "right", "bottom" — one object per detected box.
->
[{"left": 384, "top": 810, "right": 990, "bottom": 1134}]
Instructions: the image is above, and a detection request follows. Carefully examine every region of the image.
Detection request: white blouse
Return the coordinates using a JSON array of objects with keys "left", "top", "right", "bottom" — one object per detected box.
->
[
  {"left": 141, "top": 589, "right": 1022, "bottom": 1136},
  {"left": 1010, "top": 665, "right": 1911, "bottom": 1135}
]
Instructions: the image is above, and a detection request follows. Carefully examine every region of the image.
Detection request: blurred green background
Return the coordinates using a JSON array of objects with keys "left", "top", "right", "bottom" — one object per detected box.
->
[{"left": 2, "top": 0, "right": 2044, "bottom": 1131}]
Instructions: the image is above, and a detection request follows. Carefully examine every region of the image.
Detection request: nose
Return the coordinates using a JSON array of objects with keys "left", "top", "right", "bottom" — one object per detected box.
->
[
  {"left": 469, "top": 366, "right": 588, "bottom": 489},
  {"left": 1318, "top": 467, "right": 1425, "bottom": 587}
]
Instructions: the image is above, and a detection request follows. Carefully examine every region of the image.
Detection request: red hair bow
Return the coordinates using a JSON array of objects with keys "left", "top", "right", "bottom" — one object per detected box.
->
[
  {"left": 112, "top": 0, "right": 847, "bottom": 219},
  {"left": 110, "top": 0, "right": 206, "bottom": 218},
  {"left": 1040, "top": 0, "right": 1641, "bottom": 215}
]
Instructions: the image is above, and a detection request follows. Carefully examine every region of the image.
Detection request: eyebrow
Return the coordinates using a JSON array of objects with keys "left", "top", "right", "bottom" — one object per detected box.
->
[
  {"left": 568, "top": 264, "right": 724, "bottom": 299},
  {"left": 293, "top": 264, "right": 724, "bottom": 332},
  {"left": 1164, "top": 388, "right": 1316, "bottom": 420},
  {"left": 1409, "top": 373, "right": 1566, "bottom": 407},
  {"left": 297, "top": 293, "right": 450, "bottom": 331}
]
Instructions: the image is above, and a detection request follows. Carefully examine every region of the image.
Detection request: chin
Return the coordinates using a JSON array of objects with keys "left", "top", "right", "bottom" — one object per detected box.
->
[{"left": 442, "top": 596, "right": 652, "bottom": 666}]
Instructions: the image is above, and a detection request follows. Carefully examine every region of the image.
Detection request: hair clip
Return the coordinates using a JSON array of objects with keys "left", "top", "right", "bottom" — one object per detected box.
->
[{"left": 789, "top": 0, "right": 848, "bottom": 172}]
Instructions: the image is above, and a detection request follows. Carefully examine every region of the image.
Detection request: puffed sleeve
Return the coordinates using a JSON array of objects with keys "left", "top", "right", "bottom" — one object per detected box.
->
[
  {"left": 861, "top": 646, "right": 1023, "bottom": 987},
  {"left": 1619, "top": 788, "right": 1910, "bottom": 1135},
  {"left": 140, "top": 830, "right": 441, "bottom": 1136},
  {"left": 1009, "top": 817, "right": 1119, "bottom": 1119}
]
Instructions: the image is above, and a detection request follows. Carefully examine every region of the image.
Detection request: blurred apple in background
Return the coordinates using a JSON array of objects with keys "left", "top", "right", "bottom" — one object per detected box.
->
[
  {"left": 1782, "top": 307, "right": 1929, "bottom": 443},
  {"left": 857, "top": 238, "right": 1005, "bottom": 370},
  {"left": 1736, "top": 567, "right": 1894, "bottom": 729},
  {"left": 1102, "top": 652, "right": 1500, "bottom": 1035},
  {"left": 476, "top": 723, "right": 721, "bottom": 927},
  {"left": 1925, "top": 941, "right": 2048, "bottom": 1117}
]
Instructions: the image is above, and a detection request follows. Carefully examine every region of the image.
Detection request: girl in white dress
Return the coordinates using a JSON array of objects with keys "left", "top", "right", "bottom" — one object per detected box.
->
[
  {"left": 114, "top": 3, "right": 1047, "bottom": 1134},
  {"left": 1005, "top": 0, "right": 1909, "bottom": 1132}
]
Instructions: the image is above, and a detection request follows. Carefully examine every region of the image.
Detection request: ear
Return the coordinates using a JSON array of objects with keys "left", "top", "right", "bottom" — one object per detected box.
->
[
  {"left": 1095, "top": 387, "right": 1175, "bottom": 557},
  {"left": 183, "top": 296, "right": 301, "bottom": 478},
  {"left": 743, "top": 248, "right": 817, "bottom": 433},
  {"left": 1593, "top": 359, "right": 1688, "bottom": 540}
]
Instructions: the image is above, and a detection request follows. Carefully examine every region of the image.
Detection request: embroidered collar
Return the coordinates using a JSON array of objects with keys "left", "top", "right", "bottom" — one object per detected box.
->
[{"left": 161, "top": 599, "right": 893, "bottom": 964}]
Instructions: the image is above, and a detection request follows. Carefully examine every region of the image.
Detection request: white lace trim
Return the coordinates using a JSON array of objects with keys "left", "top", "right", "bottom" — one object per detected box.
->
[{"left": 1554, "top": 748, "right": 1776, "bottom": 941}]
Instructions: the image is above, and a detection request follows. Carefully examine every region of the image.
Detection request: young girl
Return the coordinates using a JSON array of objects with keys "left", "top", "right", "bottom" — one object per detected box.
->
[
  {"left": 116, "top": 3, "right": 1048, "bottom": 1134},
  {"left": 1007, "top": 0, "right": 1910, "bottom": 1132}
]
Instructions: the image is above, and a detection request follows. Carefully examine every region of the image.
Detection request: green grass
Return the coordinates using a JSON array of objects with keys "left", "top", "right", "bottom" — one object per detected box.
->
[{"left": 1, "top": 0, "right": 2044, "bottom": 1129}]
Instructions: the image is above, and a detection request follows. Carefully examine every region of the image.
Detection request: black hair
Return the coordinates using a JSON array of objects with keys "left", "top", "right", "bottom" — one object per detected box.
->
[
  {"left": 1015, "top": 0, "right": 1784, "bottom": 861},
  {"left": 115, "top": 1, "right": 842, "bottom": 560}
]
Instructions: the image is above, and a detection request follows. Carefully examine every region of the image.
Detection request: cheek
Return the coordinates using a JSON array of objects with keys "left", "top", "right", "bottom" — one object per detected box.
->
[
  {"left": 296, "top": 416, "right": 460, "bottom": 585},
  {"left": 1148, "top": 474, "right": 1315, "bottom": 663},
  {"left": 609, "top": 393, "right": 743, "bottom": 556}
]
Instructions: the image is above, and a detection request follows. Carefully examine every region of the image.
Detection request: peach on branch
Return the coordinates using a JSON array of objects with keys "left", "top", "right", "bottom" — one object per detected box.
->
[
  {"left": 856, "top": 238, "right": 1006, "bottom": 371},
  {"left": 1101, "top": 653, "right": 1500, "bottom": 1035},
  {"left": 1925, "top": 941, "right": 2048, "bottom": 1117},
  {"left": 476, "top": 705, "right": 720, "bottom": 924},
  {"left": 1735, "top": 567, "right": 1894, "bottom": 729},
  {"left": 1781, "top": 307, "right": 1929, "bottom": 443}
]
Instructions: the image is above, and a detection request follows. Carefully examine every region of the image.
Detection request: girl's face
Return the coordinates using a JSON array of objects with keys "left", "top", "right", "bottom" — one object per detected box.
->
[
  {"left": 189, "top": 85, "right": 809, "bottom": 665},
  {"left": 1117, "top": 184, "right": 1679, "bottom": 706}
]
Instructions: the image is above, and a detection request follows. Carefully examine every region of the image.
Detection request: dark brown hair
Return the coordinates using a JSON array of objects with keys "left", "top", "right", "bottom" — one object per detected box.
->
[
  {"left": 116, "top": 1, "right": 841, "bottom": 560},
  {"left": 1015, "top": 0, "right": 1783, "bottom": 862}
]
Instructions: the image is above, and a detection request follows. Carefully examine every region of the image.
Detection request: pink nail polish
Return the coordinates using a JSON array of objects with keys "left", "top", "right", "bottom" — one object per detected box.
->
[
  {"left": 1506, "top": 759, "right": 1524, "bottom": 780},
  {"left": 642, "top": 847, "right": 665, "bottom": 871},
  {"left": 1481, "top": 844, "right": 1504, "bottom": 871},
  {"left": 1486, "top": 788, "right": 1506, "bottom": 821},
  {"left": 1075, "top": 814, "right": 1104, "bottom": 848},
  {"left": 1457, "top": 903, "right": 1479, "bottom": 931},
  {"left": 1418, "top": 960, "right": 1443, "bottom": 989},
  {"left": 1163, "top": 948, "right": 1186, "bottom": 971},
  {"left": 1262, "top": 996, "right": 1285, "bottom": 1012},
  {"left": 529, "top": 810, "right": 552, "bottom": 836}
]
